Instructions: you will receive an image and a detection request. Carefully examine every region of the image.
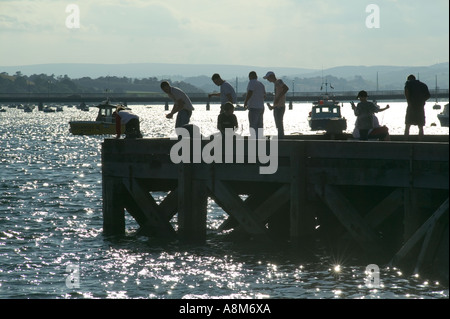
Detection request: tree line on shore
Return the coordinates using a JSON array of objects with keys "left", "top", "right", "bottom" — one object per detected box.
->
[
  {"left": 2, "top": 70, "right": 405, "bottom": 96},
  {"left": 0, "top": 72, "right": 203, "bottom": 95}
]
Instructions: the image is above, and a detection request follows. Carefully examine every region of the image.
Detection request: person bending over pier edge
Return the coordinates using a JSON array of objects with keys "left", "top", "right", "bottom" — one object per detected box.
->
[
  {"left": 114, "top": 105, "right": 142, "bottom": 139},
  {"left": 161, "top": 81, "right": 194, "bottom": 129}
]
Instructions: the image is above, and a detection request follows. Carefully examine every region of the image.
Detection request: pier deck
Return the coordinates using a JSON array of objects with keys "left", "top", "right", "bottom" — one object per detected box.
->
[{"left": 101, "top": 135, "right": 449, "bottom": 280}]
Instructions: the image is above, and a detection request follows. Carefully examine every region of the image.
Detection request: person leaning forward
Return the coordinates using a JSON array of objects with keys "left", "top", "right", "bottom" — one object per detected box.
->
[
  {"left": 160, "top": 81, "right": 194, "bottom": 128},
  {"left": 114, "top": 105, "right": 142, "bottom": 139},
  {"left": 208, "top": 73, "right": 237, "bottom": 113}
]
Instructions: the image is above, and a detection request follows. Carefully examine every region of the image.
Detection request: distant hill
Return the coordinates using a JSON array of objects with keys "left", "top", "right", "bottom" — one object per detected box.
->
[
  {"left": 1, "top": 62, "right": 448, "bottom": 92},
  {"left": 0, "top": 73, "right": 203, "bottom": 95},
  {"left": 298, "top": 63, "right": 449, "bottom": 91}
]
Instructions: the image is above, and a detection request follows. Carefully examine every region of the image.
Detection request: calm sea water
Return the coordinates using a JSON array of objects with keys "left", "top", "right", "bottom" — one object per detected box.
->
[{"left": 0, "top": 101, "right": 448, "bottom": 299}]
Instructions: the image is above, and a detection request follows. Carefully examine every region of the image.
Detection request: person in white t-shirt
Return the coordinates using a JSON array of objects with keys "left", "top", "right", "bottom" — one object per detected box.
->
[
  {"left": 264, "top": 71, "right": 289, "bottom": 138},
  {"left": 160, "top": 81, "right": 194, "bottom": 129},
  {"left": 208, "top": 73, "right": 237, "bottom": 113},
  {"left": 243, "top": 71, "right": 266, "bottom": 138}
]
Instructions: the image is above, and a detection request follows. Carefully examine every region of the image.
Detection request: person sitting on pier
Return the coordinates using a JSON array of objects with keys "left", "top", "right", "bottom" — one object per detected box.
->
[
  {"left": 114, "top": 105, "right": 143, "bottom": 139},
  {"left": 353, "top": 113, "right": 390, "bottom": 141},
  {"left": 160, "top": 81, "right": 194, "bottom": 129},
  {"left": 351, "top": 90, "right": 388, "bottom": 140},
  {"left": 217, "top": 102, "right": 238, "bottom": 135}
]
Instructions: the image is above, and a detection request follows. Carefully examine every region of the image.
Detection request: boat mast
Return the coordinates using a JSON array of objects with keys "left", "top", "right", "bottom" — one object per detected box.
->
[
  {"left": 376, "top": 71, "right": 379, "bottom": 92},
  {"left": 105, "top": 75, "right": 110, "bottom": 103},
  {"left": 320, "top": 78, "right": 334, "bottom": 95},
  {"left": 235, "top": 76, "right": 240, "bottom": 106},
  {"left": 435, "top": 75, "right": 438, "bottom": 104}
]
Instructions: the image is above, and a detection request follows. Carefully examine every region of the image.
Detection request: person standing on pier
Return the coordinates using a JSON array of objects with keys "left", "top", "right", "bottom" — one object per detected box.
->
[
  {"left": 208, "top": 73, "right": 237, "bottom": 113},
  {"left": 404, "top": 74, "right": 430, "bottom": 140},
  {"left": 243, "top": 71, "right": 266, "bottom": 139},
  {"left": 114, "top": 105, "right": 143, "bottom": 139},
  {"left": 264, "top": 71, "right": 289, "bottom": 138},
  {"left": 161, "top": 81, "right": 194, "bottom": 128}
]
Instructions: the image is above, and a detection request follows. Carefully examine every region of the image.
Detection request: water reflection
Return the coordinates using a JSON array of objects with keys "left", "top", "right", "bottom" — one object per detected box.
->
[{"left": 0, "top": 105, "right": 448, "bottom": 299}]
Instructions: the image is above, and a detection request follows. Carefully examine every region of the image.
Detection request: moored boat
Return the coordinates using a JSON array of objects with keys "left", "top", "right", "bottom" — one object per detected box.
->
[
  {"left": 308, "top": 96, "right": 347, "bottom": 133},
  {"left": 24, "top": 105, "right": 34, "bottom": 113},
  {"left": 433, "top": 103, "right": 442, "bottom": 110},
  {"left": 43, "top": 105, "right": 56, "bottom": 113},
  {"left": 437, "top": 103, "right": 449, "bottom": 127},
  {"left": 69, "top": 99, "right": 124, "bottom": 135},
  {"left": 78, "top": 102, "right": 89, "bottom": 111}
]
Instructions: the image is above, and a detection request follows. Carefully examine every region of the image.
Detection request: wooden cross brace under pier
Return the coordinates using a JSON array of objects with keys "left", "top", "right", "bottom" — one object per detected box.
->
[
  {"left": 102, "top": 138, "right": 448, "bottom": 267},
  {"left": 390, "top": 197, "right": 449, "bottom": 275},
  {"left": 102, "top": 176, "right": 178, "bottom": 238},
  {"left": 102, "top": 167, "right": 313, "bottom": 243},
  {"left": 101, "top": 138, "right": 314, "bottom": 243}
]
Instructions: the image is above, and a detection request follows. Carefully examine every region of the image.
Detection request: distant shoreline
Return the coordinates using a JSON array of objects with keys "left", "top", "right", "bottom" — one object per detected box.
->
[
  {"left": 1, "top": 90, "right": 449, "bottom": 104},
  {"left": 1, "top": 62, "right": 448, "bottom": 89}
]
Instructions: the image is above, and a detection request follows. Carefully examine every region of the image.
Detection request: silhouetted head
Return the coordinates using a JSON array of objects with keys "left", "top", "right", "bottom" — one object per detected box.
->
[
  {"left": 357, "top": 90, "right": 368, "bottom": 99},
  {"left": 160, "top": 81, "right": 171, "bottom": 94},
  {"left": 223, "top": 102, "right": 234, "bottom": 114},
  {"left": 212, "top": 73, "right": 223, "bottom": 86},
  {"left": 249, "top": 71, "right": 257, "bottom": 80},
  {"left": 263, "top": 71, "right": 276, "bottom": 82}
]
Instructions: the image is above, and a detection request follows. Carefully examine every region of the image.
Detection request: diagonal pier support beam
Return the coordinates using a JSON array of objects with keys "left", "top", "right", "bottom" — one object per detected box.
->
[
  {"left": 390, "top": 198, "right": 449, "bottom": 270},
  {"left": 207, "top": 179, "right": 270, "bottom": 239},
  {"left": 315, "top": 184, "right": 385, "bottom": 257},
  {"left": 122, "top": 177, "right": 177, "bottom": 238},
  {"left": 364, "top": 188, "right": 403, "bottom": 228}
]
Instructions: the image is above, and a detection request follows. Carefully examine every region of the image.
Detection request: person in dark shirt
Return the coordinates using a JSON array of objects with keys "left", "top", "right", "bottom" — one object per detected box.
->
[
  {"left": 217, "top": 102, "right": 238, "bottom": 136},
  {"left": 404, "top": 74, "right": 430, "bottom": 139}
]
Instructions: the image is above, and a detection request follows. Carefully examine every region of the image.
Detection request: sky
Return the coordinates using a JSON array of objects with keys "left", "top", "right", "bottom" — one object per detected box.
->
[{"left": 0, "top": 0, "right": 448, "bottom": 69}]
